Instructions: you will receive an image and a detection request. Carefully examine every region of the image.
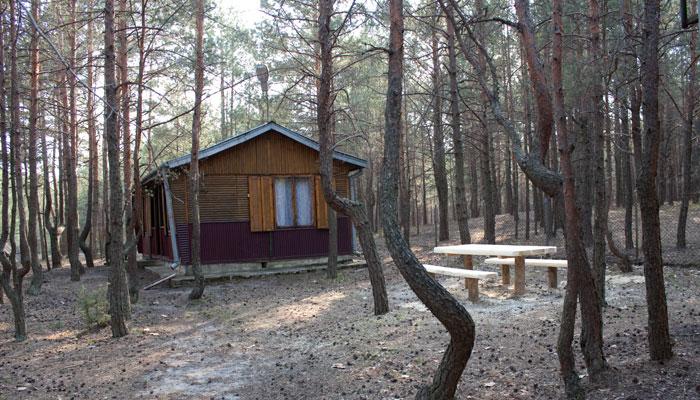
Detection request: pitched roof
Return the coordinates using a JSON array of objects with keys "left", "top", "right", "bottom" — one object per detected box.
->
[{"left": 143, "top": 121, "right": 367, "bottom": 183}]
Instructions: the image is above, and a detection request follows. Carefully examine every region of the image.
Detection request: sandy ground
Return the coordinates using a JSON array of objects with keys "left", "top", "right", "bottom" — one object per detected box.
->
[{"left": 1, "top": 227, "right": 699, "bottom": 400}]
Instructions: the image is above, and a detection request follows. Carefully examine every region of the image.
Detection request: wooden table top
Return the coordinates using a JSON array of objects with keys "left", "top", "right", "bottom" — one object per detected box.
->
[{"left": 433, "top": 244, "right": 557, "bottom": 257}]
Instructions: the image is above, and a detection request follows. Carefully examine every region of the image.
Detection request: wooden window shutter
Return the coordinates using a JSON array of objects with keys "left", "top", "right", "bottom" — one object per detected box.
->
[
  {"left": 315, "top": 175, "right": 329, "bottom": 229},
  {"left": 249, "top": 176, "right": 275, "bottom": 232}
]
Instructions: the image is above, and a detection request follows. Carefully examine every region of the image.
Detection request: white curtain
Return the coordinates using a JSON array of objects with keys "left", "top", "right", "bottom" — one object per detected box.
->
[
  {"left": 275, "top": 178, "right": 293, "bottom": 227},
  {"left": 295, "top": 178, "right": 313, "bottom": 226}
]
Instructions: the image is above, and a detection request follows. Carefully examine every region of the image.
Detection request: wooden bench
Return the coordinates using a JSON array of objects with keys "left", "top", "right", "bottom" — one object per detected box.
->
[
  {"left": 484, "top": 257, "right": 567, "bottom": 288},
  {"left": 423, "top": 264, "right": 498, "bottom": 302}
]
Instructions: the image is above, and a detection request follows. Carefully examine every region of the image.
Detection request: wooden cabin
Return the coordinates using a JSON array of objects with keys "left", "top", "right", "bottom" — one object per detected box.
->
[{"left": 139, "top": 122, "right": 365, "bottom": 267}]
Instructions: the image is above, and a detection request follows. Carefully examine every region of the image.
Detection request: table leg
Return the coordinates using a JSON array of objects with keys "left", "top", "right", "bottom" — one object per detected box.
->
[
  {"left": 514, "top": 255, "right": 526, "bottom": 295},
  {"left": 547, "top": 267, "right": 557, "bottom": 288},
  {"left": 499, "top": 256, "right": 510, "bottom": 285}
]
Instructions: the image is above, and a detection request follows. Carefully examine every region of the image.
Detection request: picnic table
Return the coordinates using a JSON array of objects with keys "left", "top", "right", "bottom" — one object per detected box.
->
[{"left": 432, "top": 244, "right": 557, "bottom": 296}]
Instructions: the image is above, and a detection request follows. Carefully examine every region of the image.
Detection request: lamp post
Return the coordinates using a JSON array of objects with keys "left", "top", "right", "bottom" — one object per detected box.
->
[{"left": 255, "top": 64, "right": 269, "bottom": 122}]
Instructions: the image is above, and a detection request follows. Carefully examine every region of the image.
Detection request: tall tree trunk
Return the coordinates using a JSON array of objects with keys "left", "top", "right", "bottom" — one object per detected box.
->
[
  {"left": 551, "top": 1, "right": 607, "bottom": 395},
  {"left": 119, "top": 0, "right": 138, "bottom": 304},
  {"left": 589, "top": 0, "right": 608, "bottom": 305},
  {"left": 431, "top": 8, "right": 450, "bottom": 241},
  {"left": 104, "top": 0, "right": 130, "bottom": 337},
  {"left": 80, "top": 1, "right": 97, "bottom": 270},
  {"left": 385, "top": 2, "right": 475, "bottom": 397},
  {"left": 1, "top": 1, "right": 31, "bottom": 340},
  {"left": 131, "top": 0, "right": 148, "bottom": 299},
  {"left": 637, "top": 0, "right": 672, "bottom": 361},
  {"left": 27, "top": 0, "right": 44, "bottom": 295},
  {"left": 66, "top": 0, "right": 82, "bottom": 280},
  {"left": 677, "top": 3, "right": 696, "bottom": 249},
  {"left": 446, "top": 9, "right": 471, "bottom": 244},
  {"left": 189, "top": 0, "right": 206, "bottom": 300},
  {"left": 475, "top": 0, "right": 495, "bottom": 244},
  {"left": 317, "top": 0, "right": 388, "bottom": 315}
]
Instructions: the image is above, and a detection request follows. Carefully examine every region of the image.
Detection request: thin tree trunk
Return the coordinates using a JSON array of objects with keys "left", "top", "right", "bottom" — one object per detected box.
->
[
  {"left": 79, "top": 2, "right": 97, "bottom": 270},
  {"left": 677, "top": 4, "right": 696, "bottom": 249},
  {"left": 189, "top": 0, "right": 206, "bottom": 300},
  {"left": 1, "top": 1, "right": 31, "bottom": 340},
  {"left": 446, "top": 10, "right": 471, "bottom": 244},
  {"left": 66, "top": 0, "right": 82, "bottom": 280},
  {"left": 119, "top": 0, "right": 138, "bottom": 304},
  {"left": 589, "top": 0, "right": 608, "bottom": 305},
  {"left": 131, "top": 0, "right": 149, "bottom": 299},
  {"left": 432, "top": 9, "right": 450, "bottom": 241},
  {"left": 27, "top": 0, "right": 44, "bottom": 295}
]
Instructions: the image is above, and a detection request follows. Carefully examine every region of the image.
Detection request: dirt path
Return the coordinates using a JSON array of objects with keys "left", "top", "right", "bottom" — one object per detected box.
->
[{"left": 2, "top": 238, "right": 699, "bottom": 399}]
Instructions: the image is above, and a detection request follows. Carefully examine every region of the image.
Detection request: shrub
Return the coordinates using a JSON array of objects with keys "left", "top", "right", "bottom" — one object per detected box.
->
[{"left": 76, "top": 286, "right": 110, "bottom": 328}]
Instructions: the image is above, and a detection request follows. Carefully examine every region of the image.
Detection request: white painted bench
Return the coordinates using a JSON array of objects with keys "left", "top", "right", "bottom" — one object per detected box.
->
[
  {"left": 423, "top": 264, "right": 498, "bottom": 302},
  {"left": 484, "top": 257, "right": 567, "bottom": 288}
]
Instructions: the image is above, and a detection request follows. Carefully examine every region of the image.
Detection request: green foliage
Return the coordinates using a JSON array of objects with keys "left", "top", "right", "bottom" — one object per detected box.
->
[{"left": 76, "top": 286, "right": 110, "bottom": 328}]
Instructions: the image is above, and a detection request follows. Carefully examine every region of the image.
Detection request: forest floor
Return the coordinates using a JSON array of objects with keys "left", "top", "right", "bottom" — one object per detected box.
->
[{"left": 1, "top": 223, "right": 700, "bottom": 399}]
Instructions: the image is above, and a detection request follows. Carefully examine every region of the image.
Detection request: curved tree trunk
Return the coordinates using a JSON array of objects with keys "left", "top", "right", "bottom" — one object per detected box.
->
[
  {"left": 384, "top": 2, "right": 475, "bottom": 397},
  {"left": 316, "top": 0, "right": 388, "bottom": 315}
]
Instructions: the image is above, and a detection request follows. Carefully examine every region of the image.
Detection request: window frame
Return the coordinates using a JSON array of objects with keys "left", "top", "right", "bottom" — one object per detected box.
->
[{"left": 273, "top": 175, "right": 316, "bottom": 229}]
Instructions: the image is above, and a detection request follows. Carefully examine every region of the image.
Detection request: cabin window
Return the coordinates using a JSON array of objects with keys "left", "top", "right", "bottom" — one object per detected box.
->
[{"left": 274, "top": 177, "right": 313, "bottom": 228}]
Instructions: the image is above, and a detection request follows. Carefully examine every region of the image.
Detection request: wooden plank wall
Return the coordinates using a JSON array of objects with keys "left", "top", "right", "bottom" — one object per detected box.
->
[{"left": 165, "top": 131, "right": 357, "bottom": 225}]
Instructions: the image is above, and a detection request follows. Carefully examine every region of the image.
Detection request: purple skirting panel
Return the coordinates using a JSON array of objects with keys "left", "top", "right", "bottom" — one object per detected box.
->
[{"left": 165, "top": 217, "right": 352, "bottom": 265}]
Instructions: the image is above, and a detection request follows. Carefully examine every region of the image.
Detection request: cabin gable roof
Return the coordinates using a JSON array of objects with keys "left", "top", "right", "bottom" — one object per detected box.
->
[{"left": 170, "top": 121, "right": 365, "bottom": 167}]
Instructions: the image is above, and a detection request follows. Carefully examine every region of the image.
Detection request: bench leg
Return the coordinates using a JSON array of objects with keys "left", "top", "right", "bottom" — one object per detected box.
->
[
  {"left": 466, "top": 278, "right": 479, "bottom": 302},
  {"left": 514, "top": 256, "right": 526, "bottom": 296},
  {"left": 547, "top": 267, "right": 557, "bottom": 288},
  {"left": 462, "top": 255, "right": 473, "bottom": 290},
  {"left": 501, "top": 264, "right": 511, "bottom": 285}
]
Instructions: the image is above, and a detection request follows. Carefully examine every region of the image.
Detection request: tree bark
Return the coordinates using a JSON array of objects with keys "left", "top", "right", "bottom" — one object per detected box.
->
[
  {"left": 637, "top": 0, "right": 673, "bottom": 361},
  {"left": 189, "top": 0, "right": 206, "bottom": 300},
  {"left": 104, "top": 0, "right": 130, "bottom": 337},
  {"left": 384, "top": 3, "right": 475, "bottom": 397}
]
